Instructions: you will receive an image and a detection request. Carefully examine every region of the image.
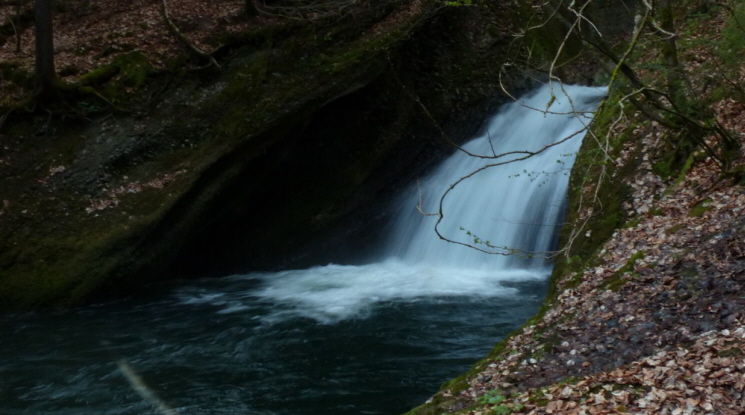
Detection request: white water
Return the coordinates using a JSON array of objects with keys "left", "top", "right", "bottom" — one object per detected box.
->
[
  {"left": 178, "top": 84, "right": 606, "bottom": 323},
  {"left": 386, "top": 84, "right": 606, "bottom": 268},
  {"left": 178, "top": 261, "right": 545, "bottom": 323}
]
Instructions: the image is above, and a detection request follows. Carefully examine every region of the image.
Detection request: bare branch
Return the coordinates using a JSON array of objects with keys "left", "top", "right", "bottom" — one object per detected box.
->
[
  {"left": 160, "top": 0, "right": 220, "bottom": 70},
  {"left": 432, "top": 126, "right": 591, "bottom": 257}
]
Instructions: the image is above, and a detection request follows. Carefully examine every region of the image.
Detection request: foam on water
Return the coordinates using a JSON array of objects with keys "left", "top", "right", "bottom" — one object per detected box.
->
[{"left": 176, "top": 260, "right": 549, "bottom": 323}]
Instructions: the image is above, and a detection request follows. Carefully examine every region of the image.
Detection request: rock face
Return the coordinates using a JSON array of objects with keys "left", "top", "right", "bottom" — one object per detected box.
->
[{"left": 0, "top": 2, "right": 536, "bottom": 309}]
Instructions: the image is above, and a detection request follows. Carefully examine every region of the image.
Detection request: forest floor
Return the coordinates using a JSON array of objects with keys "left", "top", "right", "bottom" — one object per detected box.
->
[
  {"left": 0, "top": 0, "right": 256, "bottom": 107},
  {"left": 435, "top": 122, "right": 745, "bottom": 415}
]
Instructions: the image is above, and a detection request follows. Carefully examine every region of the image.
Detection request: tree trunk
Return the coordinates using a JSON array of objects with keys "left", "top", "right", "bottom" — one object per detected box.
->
[
  {"left": 245, "top": 0, "right": 259, "bottom": 16},
  {"left": 34, "top": 0, "right": 57, "bottom": 102},
  {"left": 658, "top": 0, "right": 682, "bottom": 100},
  {"left": 14, "top": 0, "right": 22, "bottom": 53}
]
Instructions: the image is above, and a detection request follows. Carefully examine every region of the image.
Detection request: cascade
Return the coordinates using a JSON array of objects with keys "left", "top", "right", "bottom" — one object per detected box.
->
[
  {"left": 385, "top": 83, "right": 607, "bottom": 269},
  {"left": 243, "top": 83, "right": 607, "bottom": 323}
]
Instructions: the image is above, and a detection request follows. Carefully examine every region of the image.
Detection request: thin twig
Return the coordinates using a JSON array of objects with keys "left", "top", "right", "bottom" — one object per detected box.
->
[{"left": 160, "top": 0, "right": 220, "bottom": 70}]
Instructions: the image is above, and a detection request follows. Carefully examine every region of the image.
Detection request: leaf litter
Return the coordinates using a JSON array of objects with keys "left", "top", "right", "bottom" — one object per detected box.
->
[{"left": 429, "top": 94, "right": 745, "bottom": 415}]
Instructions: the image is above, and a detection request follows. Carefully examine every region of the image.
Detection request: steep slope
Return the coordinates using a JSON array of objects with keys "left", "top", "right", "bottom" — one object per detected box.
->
[
  {"left": 0, "top": 0, "right": 541, "bottom": 309},
  {"left": 405, "top": 1, "right": 745, "bottom": 414}
]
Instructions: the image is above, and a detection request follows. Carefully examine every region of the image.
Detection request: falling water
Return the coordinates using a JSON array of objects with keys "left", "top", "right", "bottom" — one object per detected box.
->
[
  {"left": 0, "top": 84, "right": 605, "bottom": 415},
  {"left": 386, "top": 83, "right": 607, "bottom": 269},
  {"left": 242, "top": 84, "right": 606, "bottom": 324}
]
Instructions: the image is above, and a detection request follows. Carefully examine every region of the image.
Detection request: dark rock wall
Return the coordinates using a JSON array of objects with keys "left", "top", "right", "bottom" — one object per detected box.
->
[
  {"left": 167, "top": 8, "right": 534, "bottom": 278},
  {"left": 0, "top": 2, "right": 538, "bottom": 308}
]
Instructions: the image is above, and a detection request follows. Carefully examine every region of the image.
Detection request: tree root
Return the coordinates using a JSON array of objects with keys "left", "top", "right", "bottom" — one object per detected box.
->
[{"left": 160, "top": 0, "right": 221, "bottom": 70}]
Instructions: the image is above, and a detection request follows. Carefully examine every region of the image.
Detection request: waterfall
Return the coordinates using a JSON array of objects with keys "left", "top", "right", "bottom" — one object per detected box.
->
[
  {"left": 179, "top": 84, "right": 606, "bottom": 323},
  {"left": 0, "top": 85, "right": 609, "bottom": 415},
  {"left": 385, "top": 84, "right": 606, "bottom": 269}
]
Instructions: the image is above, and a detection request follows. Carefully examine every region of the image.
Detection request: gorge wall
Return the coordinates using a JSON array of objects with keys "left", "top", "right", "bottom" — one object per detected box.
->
[{"left": 1, "top": 1, "right": 545, "bottom": 309}]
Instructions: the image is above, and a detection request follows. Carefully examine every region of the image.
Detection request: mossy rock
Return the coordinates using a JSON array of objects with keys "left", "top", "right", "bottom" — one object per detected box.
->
[
  {"left": 3, "top": 0, "right": 526, "bottom": 311},
  {"left": 75, "top": 50, "right": 154, "bottom": 107},
  {"left": 111, "top": 51, "right": 152, "bottom": 88},
  {"left": 78, "top": 64, "right": 119, "bottom": 87},
  {"left": 0, "top": 62, "right": 33, "bottom": 89}
]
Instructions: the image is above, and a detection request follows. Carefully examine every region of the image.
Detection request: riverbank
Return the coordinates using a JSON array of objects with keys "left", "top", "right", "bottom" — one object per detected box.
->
[
  {"left": 406, "top": 1, "right": 745, "bottom": 413},
  {"left": 407, "top": 24, "right": 745, "bottom": 415},
  {"left": 408, "top": 112, "right": 745, "bottom": 413}
]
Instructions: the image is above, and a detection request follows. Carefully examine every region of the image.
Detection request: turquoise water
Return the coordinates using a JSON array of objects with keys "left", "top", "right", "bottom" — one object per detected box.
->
[{"left": 0, "top": 274, "right": 545, "bottom": 415}]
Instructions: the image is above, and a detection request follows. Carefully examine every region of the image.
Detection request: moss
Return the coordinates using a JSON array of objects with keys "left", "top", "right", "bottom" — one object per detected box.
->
[
  {"left": 0, "top": 169, "right": 196, "bottom": 310},
  {"left": 719, "top": 2, "right": 745, "bottom": 70},
  {"left": 717, "top": 347, "right": 743, "bottom": 358},
  {"left": 601, "top": 274, "right": 628, "bottom": 292},
  {"left": 624, "top": 217, "right": 642, "bottom": 229},
  {"left": 78, "top": 65, "right": 118, "bottom": 87},
  {"left": 58, "top": 65, "right": 82, "bottom": 77},
  {"left": 111, "top": 51, "right": 152, "bottom": 88},
  {"left": 0, "top": 62, "right": 33, "bottom": 89},
  {"left": 514, "top": 0, "right": 582, "bottom": 72},
  {"left": 552, "top": 91, "right": 638, "bottom": 282},
  {"left": 649, "top": 207, "right": 665, "bottom": 216},
  {"left": 534, "top": 331, "right": 562, "bottom": 355},
  {"left": 0, "top": 227, "right": 128, "bottom": 308},
  {"left": 665, "top": 224, "right": 684, "bottom": 235},
  {"left": 620, "top": 250, "right": 646, "bottom": 270},
  {"left": 4, "top": 0, "right": 453, "bottom": 311},
  {"left": 651, "top": 160, "right": 672, "bottom": 181},
  {"left": 527, "top": 389, "right": 550, "bottom": 407},
  {"left": 73, "top": 50, "right": 154, "bottom": 108},
  {"left": 564, "top": 272, "right": 584, "bottom": 290},
  {"left": 0, "top": 108, "right": 196, "bottom": 310},
  {"left": 689, "top": 198, "right": 713, "bottom": 217},
  {"left": 209, "top": 5, "right": 424, "bottom": 144},
  {"left": 5, "top": 0, "right": 459, "bottom": 307},
  {"left": 599, "top": 251, "right": 645, "bottom": 291},
  {"left": 211, "top": 51, "right": 272, "bottom": 137},
  {"left": 674, "top": 153, "right": 696, "bottom": 185},
  {"left": 554, "top": 376, "right": 581, "bottom": 386}
]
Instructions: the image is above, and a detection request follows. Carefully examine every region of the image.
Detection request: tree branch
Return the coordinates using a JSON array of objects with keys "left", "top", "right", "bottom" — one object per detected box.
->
[{"left": 160, "top": 0, "right": 220, "bottom": 70}]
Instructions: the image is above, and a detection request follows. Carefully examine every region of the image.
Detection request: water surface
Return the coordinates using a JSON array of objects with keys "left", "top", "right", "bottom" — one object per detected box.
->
[{"left": 1, "top": 265, "right": 547, "bottom": 415}]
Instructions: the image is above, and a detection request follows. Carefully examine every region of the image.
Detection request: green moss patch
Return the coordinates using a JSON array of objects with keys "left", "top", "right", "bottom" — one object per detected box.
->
[
  {"left": 72, "top": 50, "right": 155, "bottom": 110},
  {"left": 665, "top": 224, "right": 684, "bottom": 235},
  {"left": 689, "top": 198, "right": 713, "bottom": 217},
  {"left": 600, "top": 251, "right": 645, "bottom": 291}
]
